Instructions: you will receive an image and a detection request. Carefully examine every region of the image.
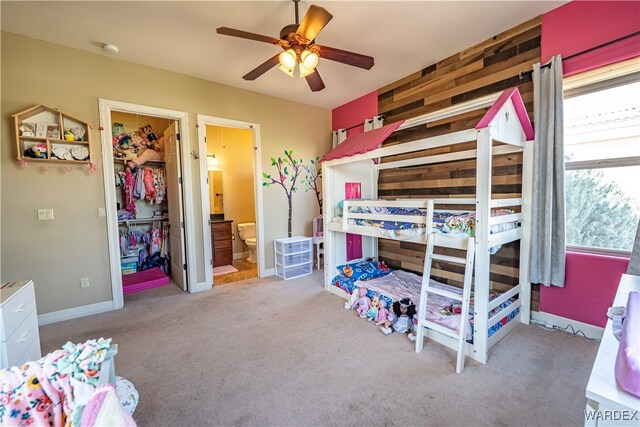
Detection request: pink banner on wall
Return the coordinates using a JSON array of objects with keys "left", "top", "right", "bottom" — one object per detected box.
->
[{"left": 345, "top": 182, "right": 362, "bottom": 261}]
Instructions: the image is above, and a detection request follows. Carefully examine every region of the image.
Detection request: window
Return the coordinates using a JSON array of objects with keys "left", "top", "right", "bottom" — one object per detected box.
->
[{"left": 564, "top": 75, "right": 640, "bottom": 254}]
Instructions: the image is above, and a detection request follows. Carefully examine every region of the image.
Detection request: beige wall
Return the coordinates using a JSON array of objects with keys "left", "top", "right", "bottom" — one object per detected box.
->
[
  {"left": 1, "top": 32, "right": 330, "bottom": 314},
  {"left": 206, "top": 125, "right": 255, "bottom": 255}
]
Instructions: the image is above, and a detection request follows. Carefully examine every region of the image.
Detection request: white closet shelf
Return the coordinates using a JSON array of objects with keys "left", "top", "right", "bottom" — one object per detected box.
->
[{"left": 118, "top": 216, "right": 168, "bottom": 225}]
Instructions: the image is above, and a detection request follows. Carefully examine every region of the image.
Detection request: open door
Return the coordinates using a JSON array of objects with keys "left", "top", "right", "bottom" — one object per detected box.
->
[{"left": 164, "top": 121, "right": 187, "bottom": 290}]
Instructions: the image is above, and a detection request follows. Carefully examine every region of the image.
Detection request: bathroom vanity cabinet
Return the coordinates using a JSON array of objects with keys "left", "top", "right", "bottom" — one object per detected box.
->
[{"left": 211, "top": 220, "right": 233, "bottom": 267}]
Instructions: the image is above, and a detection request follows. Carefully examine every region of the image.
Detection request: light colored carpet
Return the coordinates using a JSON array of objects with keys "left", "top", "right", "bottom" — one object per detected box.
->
[{"left": 40, "top": 271, "right": 598, "bottom": 427}]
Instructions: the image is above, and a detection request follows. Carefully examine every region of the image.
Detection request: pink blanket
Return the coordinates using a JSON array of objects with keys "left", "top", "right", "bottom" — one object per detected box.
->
[{"left": 615, "top": 291, "right": 640, "bottom": 397}]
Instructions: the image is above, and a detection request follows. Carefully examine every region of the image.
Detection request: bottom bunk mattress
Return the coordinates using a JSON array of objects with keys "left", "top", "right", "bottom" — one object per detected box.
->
[{"left": 332, "top": 269, "right": 519, "bottom": 341}]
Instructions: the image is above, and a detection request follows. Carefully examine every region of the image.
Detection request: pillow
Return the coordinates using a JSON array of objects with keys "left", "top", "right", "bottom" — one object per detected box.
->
[{"left": 336, "top": 260, "right": 390, "bottom": 281}]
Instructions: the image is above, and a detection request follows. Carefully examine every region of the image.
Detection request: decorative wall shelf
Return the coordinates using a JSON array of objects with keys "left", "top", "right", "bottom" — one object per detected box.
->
[{"left": 12, "top": 104, "right": 92, "bottom": 164}]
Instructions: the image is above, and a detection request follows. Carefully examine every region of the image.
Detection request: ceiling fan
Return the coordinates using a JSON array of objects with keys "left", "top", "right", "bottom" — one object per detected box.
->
[{"left": 216, "top": 0, "right": 374, "bottom": 92}]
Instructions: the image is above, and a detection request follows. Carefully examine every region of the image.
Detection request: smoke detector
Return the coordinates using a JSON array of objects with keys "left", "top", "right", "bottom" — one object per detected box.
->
[{"left": 102, "top": 44, "right": 119, "bottom": 55}]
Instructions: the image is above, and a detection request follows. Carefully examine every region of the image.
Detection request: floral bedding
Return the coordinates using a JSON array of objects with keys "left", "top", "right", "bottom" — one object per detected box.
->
[{"left": 334, "top": 269, "right": 519, "bottom": 342}]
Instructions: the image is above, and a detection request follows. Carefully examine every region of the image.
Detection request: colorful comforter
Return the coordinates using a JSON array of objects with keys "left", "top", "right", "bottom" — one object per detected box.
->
[
  {"left": 0, "top": 338, "right": 126, "bottom": 427},
  {"left": 335, "top": 269, "right": 519, "bottom": 341}
]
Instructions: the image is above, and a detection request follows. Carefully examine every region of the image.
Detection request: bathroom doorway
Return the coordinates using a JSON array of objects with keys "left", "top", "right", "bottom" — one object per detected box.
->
[{"left": 196, "top": 114, "right": 264, "bottom": 285}]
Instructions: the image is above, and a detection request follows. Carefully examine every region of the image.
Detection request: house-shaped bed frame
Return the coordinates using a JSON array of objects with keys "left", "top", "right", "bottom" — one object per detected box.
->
[{"left": 321, "top": 88, "right": 534, "bottom": 370}]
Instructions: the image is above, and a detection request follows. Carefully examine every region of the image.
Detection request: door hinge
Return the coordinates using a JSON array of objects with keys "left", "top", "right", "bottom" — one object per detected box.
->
[
  {"left": 181, "top": 221, "right": 185, "bottom": 228},
  {"left": 183, "top": 263, "right": 187, "bottom": 270},
  {"left": 178, "top": 177, "right": 183, "bottom": 185},
  {"left": 208, "top": 219, "right": 212, "bottom": 225},
  {"left": 177, "top": 133, "right": 181, "bottom": 141},
  {"left": 210, "top": 259, "right": 213, "bottom": 266},
  {"left": 206, "top": 177, "right": 209, "bottom": 184},
  {"left": 204, "top": 136, "right": 206, "bottom": 142}
]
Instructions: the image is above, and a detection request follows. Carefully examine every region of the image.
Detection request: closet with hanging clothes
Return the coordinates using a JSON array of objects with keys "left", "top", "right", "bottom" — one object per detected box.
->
[{"left": 111, "top": 111, "right": 187, "bottom": 295}]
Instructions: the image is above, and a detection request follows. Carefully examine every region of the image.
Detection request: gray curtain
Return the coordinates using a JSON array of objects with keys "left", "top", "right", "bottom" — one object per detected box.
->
[
  {"left": 530, "top": 55, "right": 566, "bottom": 287},
  {"left": 628, "top": 219, "right": 640, "bottom": 276}
]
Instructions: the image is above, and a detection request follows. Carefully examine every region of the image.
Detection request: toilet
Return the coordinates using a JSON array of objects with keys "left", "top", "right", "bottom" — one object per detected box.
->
[{"left": 237, "top": 223, "right": 257, "bottom": 263}]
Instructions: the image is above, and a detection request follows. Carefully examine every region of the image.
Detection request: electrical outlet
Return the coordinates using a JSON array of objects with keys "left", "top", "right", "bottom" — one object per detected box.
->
[
  {"left": 80, "top": 277, "right": 90, "bottom": 288},
  {"left": 98, "top": 207, "right": 106, "bottom": 217}
]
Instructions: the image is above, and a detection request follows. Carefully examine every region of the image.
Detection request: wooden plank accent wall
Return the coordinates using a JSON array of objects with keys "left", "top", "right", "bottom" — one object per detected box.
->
[{"left": 376, "top": 16, "right": 542, "bottom": 311}]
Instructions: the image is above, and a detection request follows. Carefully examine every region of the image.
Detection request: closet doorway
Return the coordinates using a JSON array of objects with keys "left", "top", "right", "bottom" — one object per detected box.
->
[
  {"left": 196, "top": 114, "right": 266, "bottom": 283},
  {"left": 100, "top": 100, "right": 197, "bottom": 309}
]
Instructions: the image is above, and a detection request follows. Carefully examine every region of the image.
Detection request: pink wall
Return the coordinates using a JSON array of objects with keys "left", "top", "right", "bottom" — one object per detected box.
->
[
  {"left": 331, "top": 90, "right": 378, "bottom": 137},
  {"left": 538, "top": 0, "right": 638, "bottom": 326},
  {"left": 540, "top": 252, "right": 629, "bottom": 327},
  {"left": 541, "top": 1, "right": 640, "bottom": 76}
]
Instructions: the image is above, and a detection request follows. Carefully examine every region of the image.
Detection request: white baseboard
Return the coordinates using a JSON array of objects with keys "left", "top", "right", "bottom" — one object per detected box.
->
[
  {"left": 38, "top": 300, "right": 114, "bottom": 326},
  {"left": 233, "top": 251, "right": 249, "bottom": 260},
  {"left": 531, "top": 311, "right": 604, "bottom": 340}
]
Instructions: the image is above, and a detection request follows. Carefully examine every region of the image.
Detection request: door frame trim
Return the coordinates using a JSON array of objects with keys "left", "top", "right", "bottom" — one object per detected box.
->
[
  {"left": 196, "top": 114, "right": 266, "bottom": 281},
  {"left": 98, "top": 99, "right": 196, "bottom": 309}
]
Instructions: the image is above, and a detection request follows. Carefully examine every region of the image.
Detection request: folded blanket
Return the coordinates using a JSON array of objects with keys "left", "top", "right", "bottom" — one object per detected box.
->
[{"left": 0, "top": 338, "right": 114, "bottom": 427}]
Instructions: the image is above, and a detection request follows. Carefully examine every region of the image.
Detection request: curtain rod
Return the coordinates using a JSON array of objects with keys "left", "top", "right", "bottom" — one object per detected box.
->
[
  {"left": 338, "top": 114, "right": 385, "bottom": 133},
  {"left": 520, "top": 30, "right": 640, "bottom": 79}
]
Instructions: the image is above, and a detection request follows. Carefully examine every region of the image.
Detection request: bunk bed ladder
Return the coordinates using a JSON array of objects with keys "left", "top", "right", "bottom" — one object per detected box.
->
[{"left": 415, "top": 234, "right": 476, "bottom": 373}]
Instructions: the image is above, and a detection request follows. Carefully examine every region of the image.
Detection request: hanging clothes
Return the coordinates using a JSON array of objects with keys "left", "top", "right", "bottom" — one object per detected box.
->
[{"left": 124, "top": 169, "right": 136, "bottom": 214}]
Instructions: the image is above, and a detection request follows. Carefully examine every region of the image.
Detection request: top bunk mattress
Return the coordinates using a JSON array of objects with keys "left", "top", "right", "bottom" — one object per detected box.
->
[{"left": 333, "top": 200, "right": 517, "bottom": 239}]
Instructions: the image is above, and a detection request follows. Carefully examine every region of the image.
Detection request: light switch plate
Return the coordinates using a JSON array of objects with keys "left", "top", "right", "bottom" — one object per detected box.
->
[
  {"left": 98, "top": 207, "right": 106, "bottom": 217},
  {"left": 37, "top": 209, "right": 54, "bottom": 220}
]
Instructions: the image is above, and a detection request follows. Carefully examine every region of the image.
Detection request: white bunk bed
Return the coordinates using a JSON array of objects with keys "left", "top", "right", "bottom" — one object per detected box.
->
[{"left": 321, "top": 88, "right": 534, "bottom": 371}]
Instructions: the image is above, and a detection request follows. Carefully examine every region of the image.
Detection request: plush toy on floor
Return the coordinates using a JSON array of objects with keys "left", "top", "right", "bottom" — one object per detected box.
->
[
  {"left": 349, "top": 287, "right": 371, "bottom": 318},
  {"left": 375, "top": 299, "right": 389, "bottom": 325},
  {"left": 381, "top": 298, "right": 417, "bottom": 341},
  {"left": 366, "top": 295, "right": 380, "bottom": 321}
]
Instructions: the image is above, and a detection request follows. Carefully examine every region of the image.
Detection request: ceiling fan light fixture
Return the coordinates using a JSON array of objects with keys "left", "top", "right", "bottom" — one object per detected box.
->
[
  {"left": 298, "top": 63, "right": 316, "bottom": 78},
  {"left": 279, "top": 49, "right": 297, "bottom": 69},
  {"left": 278, "top": 64, "right": 295, "bottom": 77},
  {"left": 300, "top": 49, "right": 319, "bottom": 70}
]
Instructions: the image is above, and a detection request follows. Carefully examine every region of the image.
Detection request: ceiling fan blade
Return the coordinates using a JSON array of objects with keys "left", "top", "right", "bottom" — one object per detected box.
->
[
  {"left": 305, "top": 69, "right": 325, "bottom": 92},
  {"left": 217, "top": 27, "right": 281, "bottom": 45},
  {"left": 318, "top": 45, "right": 374, "bottom": 70},
  {"left": 243, "top": 54, "right": 281, "bottom": 81},
  {"left": 296, "top": 5, "right": 333, "bottom": 42}
]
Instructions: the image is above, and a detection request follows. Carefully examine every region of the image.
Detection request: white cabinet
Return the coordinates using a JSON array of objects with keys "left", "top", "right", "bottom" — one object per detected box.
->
[
  {"left": 274, "top": 236, "right": 313, "bottom": 280},
  {"left": 585, "top": 274, "right": 640, "bottom": 426},
  {"left": 1, "top": 280, "right": 41, "bottom": 369}
]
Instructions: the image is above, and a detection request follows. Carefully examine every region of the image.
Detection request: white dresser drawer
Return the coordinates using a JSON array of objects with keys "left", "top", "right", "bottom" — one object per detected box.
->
[
  {"left": 4, "top": 310, "right": 39, "bottom": 366},
  {"left": 17, "top": 333, "right": 42, "bottom": 367},
  {"left": 1, "top": 282, "right": 36, "bottom": 341}
]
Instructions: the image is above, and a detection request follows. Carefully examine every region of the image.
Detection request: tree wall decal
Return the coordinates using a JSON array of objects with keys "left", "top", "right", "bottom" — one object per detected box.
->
[
  {"left": 262, "top": 150, "right": 303, "bottom": 237},
  {"left": 302, "top": 156, "right": 322, "bottom": 211}
]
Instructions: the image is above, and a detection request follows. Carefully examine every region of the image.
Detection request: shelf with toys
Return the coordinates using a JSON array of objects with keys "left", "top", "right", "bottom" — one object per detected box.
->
[{"left": 12, "top": 104, "right": 92, "bottom": 164}]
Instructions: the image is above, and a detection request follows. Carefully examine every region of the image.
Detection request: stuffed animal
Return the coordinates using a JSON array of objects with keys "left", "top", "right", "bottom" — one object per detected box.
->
[
  {"left": 366, "top": 295, "right": 380, "bottom": 321},
  {"left": 130, "top": 130, "right": 149, "bottom": 148},
  {"left": 140, "top": 124, "right": 157, "bottom": 142},
  {"left": 32, "top": 143, "right": 47, "bottom": 159},
  {"left": 375, "top": 299, "right": 389, "bottom": 325},
  {"left": 381, "top": 298, "right": 417, "bottom": 336},
  {"left": 112, "top": 122, "right": 126, "bottom": 139},
  {"left": 350, "top": 287, "right": 371, "bottom": 318}
]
